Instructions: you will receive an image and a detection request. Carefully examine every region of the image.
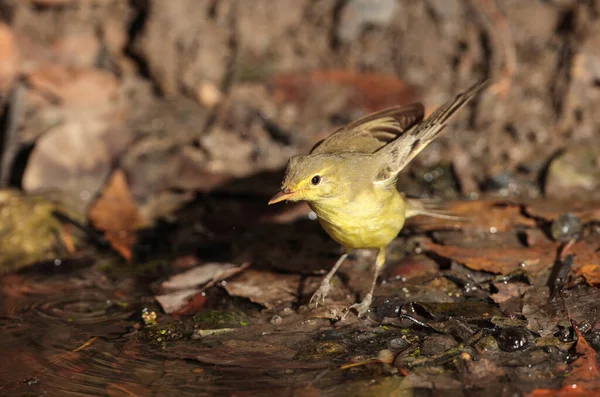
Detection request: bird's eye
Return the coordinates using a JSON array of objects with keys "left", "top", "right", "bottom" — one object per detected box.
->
[{"left": 311, "top": 175, "right": 321, "bottom": 185}]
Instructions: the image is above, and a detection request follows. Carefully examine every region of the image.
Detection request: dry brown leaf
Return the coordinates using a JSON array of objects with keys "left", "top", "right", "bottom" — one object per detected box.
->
[
  {"left": 568, "top": 241, "right": 600, "bottom": 285},
  {"left": 408, "top": 200, "right": 536, "bottom": 233},
  {"left": 155, "top": 289, "right": 204, "bottom": 314},
  {"left": 424, "top": 241, "right": 553, "bottom": 275},
  {"left": 490, "top": 282, "right": 529, "bottom": 304},
  {"left": 26, "top": 65, "right": 118, "bottom": 107},
  {"left": 0, "top": 23, "right": 21, "bottom": 97},
  {"left": 523, "top": 200, "right": 600, "bottom": 224},
  {"left": 223, "top": 270, "right": 300, "bottom": 309},
  {"left": 161, "top": 263, "right": 237, "bottom": 291},
  {"left": 88, "top": 169, "right": 141, "bottom": 261},
  {"left": 576, "top": 265, "right": 600, "bottom": 285},
  {"left": 271, "top": 69, "right": 417, "bottom": 112}
]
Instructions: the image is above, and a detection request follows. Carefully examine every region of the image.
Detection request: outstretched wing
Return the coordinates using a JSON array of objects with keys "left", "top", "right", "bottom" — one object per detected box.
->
[
  {"left": 310, "top": 104, "right": 425, "bottom": 155},
  {"left": 374, "top": 80, "right": 488, "bottom": 186}
]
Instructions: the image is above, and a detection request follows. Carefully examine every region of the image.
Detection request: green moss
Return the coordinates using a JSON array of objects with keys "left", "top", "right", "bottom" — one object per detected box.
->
[
  {"left": 296, "top": 341, "right": 348, "bottom": 360},
  {"left": 139, "top": 322, "right": 187, "bottom": 348},
  {"left": 0, "top": 189, "right": 85, "bottom": 273},
  {"left": 193, "top": 310, "right": 248, "bottom": 329}
]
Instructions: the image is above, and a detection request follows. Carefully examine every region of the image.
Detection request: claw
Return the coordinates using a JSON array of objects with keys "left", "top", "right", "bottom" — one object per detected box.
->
[
  {"left": 348, "top": 293, "right": 373, "bottom": 319},
  {"left": 309, "top": 280, "right": 331, "bottom": 308}
]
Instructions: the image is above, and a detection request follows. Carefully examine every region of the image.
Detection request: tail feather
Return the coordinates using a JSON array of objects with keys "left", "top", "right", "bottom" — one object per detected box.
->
[{"left": 404, "top": 198, "right": 467, "bottom": 221}]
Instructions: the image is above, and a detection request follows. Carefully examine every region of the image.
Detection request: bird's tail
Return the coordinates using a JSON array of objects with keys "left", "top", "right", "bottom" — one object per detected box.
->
[{"left": 404, "top": 197, "right": 466, "bottom": 221}]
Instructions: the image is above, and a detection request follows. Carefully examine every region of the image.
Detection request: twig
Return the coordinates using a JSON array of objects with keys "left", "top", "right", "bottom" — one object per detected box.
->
[{"left": 0, "top": 82, "right": 25, "bottom": 187}]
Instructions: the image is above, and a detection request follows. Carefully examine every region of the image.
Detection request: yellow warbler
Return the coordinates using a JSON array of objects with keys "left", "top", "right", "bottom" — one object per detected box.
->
[{"left": 269, "top": 81, "right": 488, "bottom": 317}]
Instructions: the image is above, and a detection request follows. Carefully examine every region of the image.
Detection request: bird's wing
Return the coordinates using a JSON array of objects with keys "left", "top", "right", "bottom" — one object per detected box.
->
[
  {"left": 374, "top": 80, "right": 488, "bottom": 186},
  {"left": 310, "top": 104, "right": 425, "bottom": 155}
]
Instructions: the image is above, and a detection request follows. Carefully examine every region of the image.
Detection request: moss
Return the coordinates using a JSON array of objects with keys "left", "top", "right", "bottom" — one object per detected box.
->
[
  {"left": 0, "top": 190, "right": 85, "bottom": 273},
  {"left": 296, "top": 341, "right": 348, "bottom": 360},
  {"left": 139, "top": 322, "right": 187, "bottom": 348},
  {"left": 193, "top": 310, "right": 248, "bottom": 329}
]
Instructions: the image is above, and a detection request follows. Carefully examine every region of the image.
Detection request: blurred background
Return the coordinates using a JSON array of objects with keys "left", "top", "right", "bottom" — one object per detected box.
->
[
  {"left": 1, "top": 1, "right": 600, "bottom": 395},
  {"left": 1, "top": 0, "right": 599, "bottom": 231}
]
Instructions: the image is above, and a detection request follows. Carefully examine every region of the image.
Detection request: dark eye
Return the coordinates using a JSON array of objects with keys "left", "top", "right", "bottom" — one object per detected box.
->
[{"left": 311, "top": 175, "right": 321, "bottom": 185}]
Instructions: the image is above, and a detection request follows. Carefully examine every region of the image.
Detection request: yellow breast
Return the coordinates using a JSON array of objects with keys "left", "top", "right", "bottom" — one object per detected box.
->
[{"left": 309, "top": 188, "right": 406, "bottom": 249}]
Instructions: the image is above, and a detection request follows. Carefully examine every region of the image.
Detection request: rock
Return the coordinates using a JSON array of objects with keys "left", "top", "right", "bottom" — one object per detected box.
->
[
  {"left": 337, "top": 0, "right": 398, "bottom": 43},
  {"left": 21, "top": 66, "right": 130, "bottom": 214},
  {"left": 195, "top": 81, "right": 223, "bottom": 108},
  {"left": 0, "top": 23, "right": 21, "bottom": 100},
  {"left": 134, "top": 0, "right": 230, "bottom": 97},
  {"left": 545, "top": 144, "right": 600, "bottom": 200},
  {"left": 22, "top": 118, "right": 132, "bottom": 214},
  {"left": 0, "top": 189, "right": 84, "bottom": 274}
]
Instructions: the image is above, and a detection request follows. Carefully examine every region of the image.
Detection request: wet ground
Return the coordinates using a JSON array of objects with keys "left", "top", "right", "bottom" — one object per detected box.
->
[
  {"left": 1, "top": 194, "right": 599, "bottom": 396},
  {"left": 1, "top": 1, "right": 600, "bottom": 396}
]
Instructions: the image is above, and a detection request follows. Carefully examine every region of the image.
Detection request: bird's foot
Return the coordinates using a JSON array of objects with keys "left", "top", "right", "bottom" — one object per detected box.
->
[
  {"left": 347, "top": 293, "right": 373, "bottom": 319},
  {"left": 309, "top": 280, "right": 331, "bottom": 307}
]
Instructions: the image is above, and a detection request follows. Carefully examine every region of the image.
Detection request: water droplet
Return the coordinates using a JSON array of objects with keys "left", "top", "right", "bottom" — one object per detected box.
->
[
  {"left": 54, "top": 259, "right": 62, "bottom": 266},
  {"left": 550, "top": 213, "right": 582, "bottom": 242},
  {"left": 496, "top": 327, "right": 533, "bottom": 352},
  {"left": 308, "top": 211, "right": 317, "bottom": 220}
]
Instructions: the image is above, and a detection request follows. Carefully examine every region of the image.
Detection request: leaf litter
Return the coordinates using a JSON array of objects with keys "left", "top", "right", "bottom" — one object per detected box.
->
[{"left": 2, "top": 2, "right": 600, "bottom": 394}]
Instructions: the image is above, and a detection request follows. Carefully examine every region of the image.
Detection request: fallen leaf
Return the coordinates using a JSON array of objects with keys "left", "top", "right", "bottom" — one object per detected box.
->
[
  {"left": 155, "top": 289, "right": 201, "bottom": 314},
  {"left": 88, "top": 169, "right": 142, "bottom": 261},
  {"left": 171, "top": 292, "right": 207, "bottom": 316},
  {"left": 526, "top": 326, "right": 600, "bottom": 396},
  {"left": 0, "top": 23, "right": 21, "bottom": 98},
  {"left": 524, "top": 200, "right": 600, "bottom": 224},
  {"left": 271, "top": 69, "right": 417, "bottom": 112},
  {"left": 161, "top": 263, "right": 237, "bottom": 291},
  {"left": 223, "top": 270, "right": 300, "bottom": 309},
  {"left": 200, "top": 262, "right": 251, "bottom": 292},
  {"left": 408, "top": 200, "right": 536, "bottom": 233},
  {"left": 569, "top": 241, "right": 600, "bottom": 285},
  {"left": 385, "top": 256, "right": 440, "bottom": 280},
  {"left": 490, "top": 282, "right": 529, "bottom": 304},
  {"left": 424, "top": 241, "right": 553, "bottom": 275},
  {"left": 576, "top": 265, "right": 600, "bottom": 285},
  {"left": 26, "top": 65, "right": 119, "bottom": 108}
]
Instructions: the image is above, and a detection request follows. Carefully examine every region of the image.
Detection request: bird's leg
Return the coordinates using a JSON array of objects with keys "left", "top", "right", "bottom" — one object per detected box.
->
[
  {"left": 349, "top": 248, "right": 386, "bottom": 318},
  {"left": 309, "top": 252, "right": 348, "bottom": 307}
]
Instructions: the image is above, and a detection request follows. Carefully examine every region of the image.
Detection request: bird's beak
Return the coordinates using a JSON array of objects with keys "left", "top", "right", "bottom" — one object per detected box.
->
[{"left": 268, "top": 188, "right": 297, "bottom": 205}]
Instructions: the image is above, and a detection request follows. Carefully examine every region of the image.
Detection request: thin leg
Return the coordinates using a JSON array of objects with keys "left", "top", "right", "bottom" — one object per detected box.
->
[
  {"left": 309, "top": 253, "right": 348, "bottom": 307},
  {"left": 349, "top": 248, "right": 386, "bottom": 318}
]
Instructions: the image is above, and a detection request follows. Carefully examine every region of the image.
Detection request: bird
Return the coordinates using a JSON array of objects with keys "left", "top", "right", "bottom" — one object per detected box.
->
[{"left": 268, "top": 80, "right": 488, "bottom": 318}]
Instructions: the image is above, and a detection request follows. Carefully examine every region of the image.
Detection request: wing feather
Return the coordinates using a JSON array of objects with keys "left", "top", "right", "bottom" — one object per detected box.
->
[
  {"left": 310, "top": 104, "right": 425, "bottom": 155},
  {"left": 374, "top": 80, "right": 488, "bottom": 186}
]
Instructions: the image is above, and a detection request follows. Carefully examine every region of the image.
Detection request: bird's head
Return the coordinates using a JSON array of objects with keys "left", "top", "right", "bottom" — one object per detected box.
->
[{"left": 268, "top": 155, "right": 341, "bottom": 204}]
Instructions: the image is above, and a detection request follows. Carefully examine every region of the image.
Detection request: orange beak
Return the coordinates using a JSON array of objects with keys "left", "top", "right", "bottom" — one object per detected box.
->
[{"left": 268, "top": 189, "right": 298, "bottom": 205}]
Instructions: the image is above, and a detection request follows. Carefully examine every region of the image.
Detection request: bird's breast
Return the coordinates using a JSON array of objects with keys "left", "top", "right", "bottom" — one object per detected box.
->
[{"left": 309, "top": 189, "right": 406, "bottom": 249}]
